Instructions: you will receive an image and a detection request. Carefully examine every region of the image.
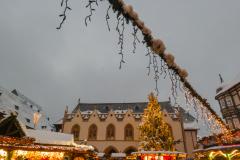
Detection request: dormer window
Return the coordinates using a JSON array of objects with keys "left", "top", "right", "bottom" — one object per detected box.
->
[
  {"left": 105, "top": 106, "right": 110, "bottom": 111},
  {"left": 15, "top": 105, "right": 19, "bottom": 110},
  {"left": 135, "top": 105, "right": 139, "bottom": 110},
  {"left": 41, "top": 126, "right": 47, "bottom": 129},
  {"left": 0, "top": 92, "right": 2, "bottom": 96},
  {"left": 26, "top": 118, "right": 30, "bottom": 123},
  {"left": 117, "top": 117, "right": 123, "bottom": 121},
  {"left": 83, "top": 116, "right": 88, "bottom": 122},
  {"left": 226, "top": 96, "right": 233, "bottom": 106},
  {"left": 30, "top": 105, "right": 33, "bottom": 108},
  {"left": 220, "top": 99, "right": 226, "bottom": 108}
]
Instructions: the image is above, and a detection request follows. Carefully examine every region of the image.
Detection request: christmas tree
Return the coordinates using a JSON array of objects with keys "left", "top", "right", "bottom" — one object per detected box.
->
[{"left": 138, "top": 93, "right": 176, "bottom": 151}]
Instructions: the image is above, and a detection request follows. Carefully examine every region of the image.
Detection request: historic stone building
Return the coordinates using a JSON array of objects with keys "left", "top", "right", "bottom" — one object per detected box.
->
[
  {"left": 216, "top": 73, "right": 240, "bottom": 129},
  {"left": 55, "top": 99, "right": 199, "bottom": 159}
]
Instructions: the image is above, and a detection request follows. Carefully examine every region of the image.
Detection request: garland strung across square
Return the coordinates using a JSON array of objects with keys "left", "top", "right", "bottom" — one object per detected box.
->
[{"left": 57, "top": 0, "right": 232, "bottom": 139}]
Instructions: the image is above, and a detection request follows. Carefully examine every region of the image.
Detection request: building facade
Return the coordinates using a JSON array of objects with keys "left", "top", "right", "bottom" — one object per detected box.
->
[
  {"left": 56, "top": 100, "right": 199, "bottom": 159},
  {"left": 215, "top": 73, "right": 240, "bottom": 129}
]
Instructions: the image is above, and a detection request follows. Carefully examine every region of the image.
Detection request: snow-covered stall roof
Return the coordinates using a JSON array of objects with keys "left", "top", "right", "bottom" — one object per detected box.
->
[
  {"left": 27, "top": 129, "right": 74, "bottom": 146},
  {"left": 26, "top": 129, "right": 94, "bottom": 150},
  {"left": 97, "top": 153, "right": 105, "bottom": 157},
  {"left": 216, "top": 72, "right": 240, "bottom": 96},
  {"left": 111, "top": 153, "right": 126, "bottom": 158},
  {"left": 183, "top": 120, "right": 200, "bottom": 130},
  {"left": 193, "top": 144, "right": 240, "bottom": 153},
  {"left": 0, "top": 85, "right": 52, "bottom": 131}
]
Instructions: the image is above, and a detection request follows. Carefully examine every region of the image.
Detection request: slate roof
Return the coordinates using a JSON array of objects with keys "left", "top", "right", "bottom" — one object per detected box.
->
[
  {"left": 177, "top": 107, "right": 196, "bottom": 123},
  {"left": 72, "top": 101, "right": 174, "bottom": 114},
  {"left": 0, "top": 85, "right": 52, "bottom": 131},
  {"left": 71, "top": 101, "right": 196, "bottom": 123}
]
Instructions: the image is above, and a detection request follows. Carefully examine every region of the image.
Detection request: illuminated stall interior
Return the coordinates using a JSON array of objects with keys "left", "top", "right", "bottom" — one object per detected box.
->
[
  {"left": 0, "top": 111, "right": 95, "bottom": 160},
  {"left": 131, "top": 151, "right": 186, "bottom": 160},
  {"left": 194, "top": 130, "right": 240, "bottom": 159}
]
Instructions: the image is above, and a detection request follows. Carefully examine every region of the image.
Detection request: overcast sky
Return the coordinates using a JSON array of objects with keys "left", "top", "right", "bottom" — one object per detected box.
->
[{"left": 1, "top": 0, "right": 240, "bottom": 135}]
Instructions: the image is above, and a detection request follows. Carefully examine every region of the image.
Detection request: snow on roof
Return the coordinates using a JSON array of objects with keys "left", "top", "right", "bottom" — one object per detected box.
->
[
  {"left": 53, "top": 119, "right": 63, "bottom": 125},
  {"left": 17, "top": 118, "right": 29, "bottom": 136},
  {"left": 193, "top": 144, "right": 240, "bottom": 153},
  {"left": 0, "top": 85, "right": 52, "bottom": 131},
  {"left": 27, "top": 129, "right": 74, "bottom": 146},
  {"left": 183, "top": 120, "right": 200, "bottom": 130},
  {"left": 114, "top": 110, "right": 133, "bottom": 114},
  {"left": 0, "top": 107, "right": 5, "bottom": 113},
  {"left": 111, "top": 153, "right": 126, "bottom": 157},
  {"left": 216, "top": 72, "right": 240, "bottom": 97},
  {"left": 97, "top": 153, "right": 105, "bottom": 157}
]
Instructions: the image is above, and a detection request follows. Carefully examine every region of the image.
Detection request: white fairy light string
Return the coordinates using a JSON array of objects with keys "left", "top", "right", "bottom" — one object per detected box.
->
[{"left": 57, "top": 0, "right": 232, "bottom": 139}]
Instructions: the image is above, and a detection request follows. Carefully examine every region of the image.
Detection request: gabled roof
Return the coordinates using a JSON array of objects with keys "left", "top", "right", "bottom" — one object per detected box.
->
[
  {"left": 216, "top": 72, "right": 240, "bottom": 97},
  {"left": 0, "top": 111, "right": 28, "bottom": 137}
]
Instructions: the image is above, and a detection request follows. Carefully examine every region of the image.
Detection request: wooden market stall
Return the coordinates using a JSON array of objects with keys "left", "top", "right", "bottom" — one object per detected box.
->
[
  {"left": 131, "top": 151, "right": 186, "bottom": 160},
  {"left": 194, "top": 131, "right": 240, "bottom": 160},
  {"left": 0, "top": 111, "right": 96, "bottom": 160}
]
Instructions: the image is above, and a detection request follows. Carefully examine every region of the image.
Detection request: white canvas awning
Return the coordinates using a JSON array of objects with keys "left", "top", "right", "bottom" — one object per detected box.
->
[
  {"left": 97, "top": 153, "right": 105, "bottom": 157},
  {"left": 111, "top": 153, "right": 126, "bottom": 158}
]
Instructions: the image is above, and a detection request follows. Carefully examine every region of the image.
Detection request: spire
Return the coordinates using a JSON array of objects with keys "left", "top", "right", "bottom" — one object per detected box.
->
[
  {"left": 78, "top": 98, "right": 80, "bottom": 104},
  {"left": 219, "top": 74, "right": 224, "bottom": 83}
]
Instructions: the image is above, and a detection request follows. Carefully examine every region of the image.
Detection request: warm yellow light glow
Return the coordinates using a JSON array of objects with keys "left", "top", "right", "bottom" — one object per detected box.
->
[
  {"left": 14, "top": 150, "right": 64, "bottom": 159},
  {"left": 0, "top": 150, "right": 7, "bottom": 157}
]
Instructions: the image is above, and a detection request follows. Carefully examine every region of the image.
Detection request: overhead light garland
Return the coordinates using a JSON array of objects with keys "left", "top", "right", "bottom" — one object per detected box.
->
[{"left": 57, "top": 0, "right": 231, "bottom": 138}]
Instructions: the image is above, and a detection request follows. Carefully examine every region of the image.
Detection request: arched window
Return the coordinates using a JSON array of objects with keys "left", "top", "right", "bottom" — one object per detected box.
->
[
  {"left": 71, "top": 124, "right": 80, "bottom": 140},
  {"left": 106, "top": 124, "right": 115, "bottom": 140},
  {"left": 88, "top": 124, "right": 97, "bottom": 140},
  {"left": 125, "top": 124, "right": 133, "bottom": 140},
  {"left": 166, "top": 124, "right": 173, "bottom": 138}
]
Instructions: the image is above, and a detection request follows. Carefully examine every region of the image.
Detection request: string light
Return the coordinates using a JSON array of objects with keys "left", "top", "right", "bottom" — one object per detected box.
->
[{"left": 57, "top": 0, "right": 231, "bottom": 138}]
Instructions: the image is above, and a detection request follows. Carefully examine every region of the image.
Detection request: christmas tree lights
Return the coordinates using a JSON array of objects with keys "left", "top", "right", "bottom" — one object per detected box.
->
[{"left": 138, "top": 93, "right": 177, "bottom": 151}]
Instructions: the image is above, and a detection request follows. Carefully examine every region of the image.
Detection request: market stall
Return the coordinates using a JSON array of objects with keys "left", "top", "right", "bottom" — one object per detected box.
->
[
  {"left": 0, "top": 111, "right": 95, "bottom": 160},
  {"left": 131, "top": 151, "right": 187, "bottom": 160},
  {"left": 194, "top": 130, "right": 240, "bottom": 159}
]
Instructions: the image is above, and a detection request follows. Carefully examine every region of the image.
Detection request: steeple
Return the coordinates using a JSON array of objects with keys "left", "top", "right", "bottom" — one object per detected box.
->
[{"left": 219, "top": 74, "right": 224, "bottom": 83}]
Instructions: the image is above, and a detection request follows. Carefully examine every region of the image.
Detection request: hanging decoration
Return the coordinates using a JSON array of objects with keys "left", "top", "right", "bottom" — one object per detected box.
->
[
  {"left": 57, "top": 0, "right": 231, "bottom": 138},
  {"left": 34, "top": 112, "right": 41, "bottom": 128}
]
